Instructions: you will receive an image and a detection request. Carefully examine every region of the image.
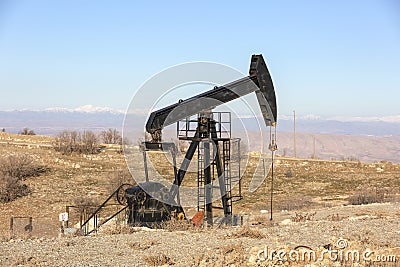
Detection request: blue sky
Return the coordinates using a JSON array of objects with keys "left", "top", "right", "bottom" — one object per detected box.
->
[{"left": 0, "top": 0, "right": 399, "bottom": 117}]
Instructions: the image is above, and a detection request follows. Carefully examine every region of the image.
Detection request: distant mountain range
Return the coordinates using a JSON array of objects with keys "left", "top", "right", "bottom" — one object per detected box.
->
[
  {"left": 0, "top": 106, "right": 126, "bottom": 135},
  {"left": 270, "top": 117, "right": 400, "bottom": 136},
  {"left": 1, "top": 106, "right": 399, "bottom": 162},
  {"left": 42, "top": 105, "right": 125, "bottom": 114}
]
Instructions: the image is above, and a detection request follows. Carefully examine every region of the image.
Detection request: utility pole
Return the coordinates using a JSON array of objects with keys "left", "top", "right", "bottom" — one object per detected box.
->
[
  {"left": 293, "top": 110, "right": 296, "bottom": 158},
  {"left": 313, "top": 136, "right": 316, "bottom": 159},
  {"left": 269, "top": 124, "right": 277, "bottom": 221}
]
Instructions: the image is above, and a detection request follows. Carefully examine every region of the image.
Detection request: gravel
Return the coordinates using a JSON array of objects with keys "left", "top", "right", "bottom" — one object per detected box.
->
[{"left": 1, "top": 203, "right": 399, "bottom": 266}]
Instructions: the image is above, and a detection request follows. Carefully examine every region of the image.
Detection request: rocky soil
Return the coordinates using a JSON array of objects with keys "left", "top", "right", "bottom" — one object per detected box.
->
[
  {"left": 0, "top": 133, "right": 399, "bottom": 266},
  {"left": 1, "top": 203, "right": 399, "bottom": 266}
]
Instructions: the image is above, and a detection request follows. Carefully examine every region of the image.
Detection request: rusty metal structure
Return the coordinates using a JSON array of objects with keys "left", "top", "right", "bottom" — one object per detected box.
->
[{"left": 125, "top": 54, "right": 277, "bottom": 226}]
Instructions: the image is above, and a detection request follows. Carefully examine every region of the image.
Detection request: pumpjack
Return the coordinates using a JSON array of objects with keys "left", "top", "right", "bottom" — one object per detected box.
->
[{"left": 124, "top": 54, "right": 277, "bottom": 226}]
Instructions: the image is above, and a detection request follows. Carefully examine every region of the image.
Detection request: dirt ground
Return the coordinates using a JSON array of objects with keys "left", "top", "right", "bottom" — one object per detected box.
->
[{"left": 0, "top": 133, "right": 399, "bottom": 266}]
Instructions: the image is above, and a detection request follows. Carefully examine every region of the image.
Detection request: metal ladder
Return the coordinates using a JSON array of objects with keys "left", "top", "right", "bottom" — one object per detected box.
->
[
  {"left": 222, "top": 140, "right": 233, "bottom": 215},
  {"left": 197, "top": 141, "right": 206, "bottom": 211}
]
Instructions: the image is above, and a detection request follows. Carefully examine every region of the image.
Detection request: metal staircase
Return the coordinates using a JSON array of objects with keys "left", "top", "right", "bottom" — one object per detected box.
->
[{"left": 77, "top": 184, "right": 131, "bottom": 235}]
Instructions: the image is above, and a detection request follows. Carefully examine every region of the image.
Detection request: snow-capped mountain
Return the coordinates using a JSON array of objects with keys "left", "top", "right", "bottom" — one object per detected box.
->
[
  {"left": 1, "top": 106, "right": 400, "bottom": 162},
  {"left": 43, "top": 105, "right": 125, "bottom": 114},
  {"left": 0, "top": 106, "right": 127, "bottom": 135}
]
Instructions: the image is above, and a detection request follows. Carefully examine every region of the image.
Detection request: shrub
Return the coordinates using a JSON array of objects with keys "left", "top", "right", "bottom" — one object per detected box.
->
[
  {"left": 285, "top": 169, "right": 293, "bottom": 178},
  {"left": 327, "top": 213, "right": 341, "bottom": 221},
  {"left": 0, "top": 154, "right": 47, "bottom": 203},
  {"left": 128, "top": 240, "right": 157, "bottom": 250},
  {"left": 348, "top": 187, "right": 386, "bottom": 205},
  {"left": 53, "top": 130, "right": 101, "bottom": 155},
  {"left": 0, "top": 174, "right": 30, "bottom": 203},
  {"left": 0, "top": 154, "right": 47, "bottom": 179},
  {"left": 143, "top": 254, "right": 174, "bottom": 266},
  {"left": 232, "top": 226, "right": 265, "bottom": 239},
  {"left": 291, "top": 212, "right": 316, "bottom": 222}
]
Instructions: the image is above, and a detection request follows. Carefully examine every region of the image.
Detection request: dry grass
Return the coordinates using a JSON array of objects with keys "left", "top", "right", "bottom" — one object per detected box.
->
[
  {"left": 291, "top": 212, "right": 316, "bottom": 222},
  {"left": 250, "top": 215, "right": 275, "bottom": 227},
  {"left": 199, "top": 243, "right": 247, "bottom": 267},
  {"left": 0, "top": 228, "right": 10, "bottom": 242},
  {"left": 277, "top": 195, "right": 314, "bottom": 211},
  {"left": 347, "top": 185, "right": 392, "bottom": 205},
  {"left": 159, "top": 218, "right": 212, "bottom": 233},
  {"left": 143, "top": 253, "right": 174, "bottom": 266},
  {"left": 326, "top": 213, "right": 342, "bottom": 221},
  {"left": 128, "top": 240, "right": 158, "bottom": 250},
  {"left": 1, "top": 133, "right": 400, "bottom": 242},
  {"left": 100, "top": 223, "right": 139, "bottom": 235},
  {"left": 61, "top": 239, "right": 77, "bottom": 247},
  {"left": 5, "top": 255, "right": 41, "bottom": 267},
  {"left": 219, "top": 243, "right": 246, "bottom": 266},
  {"left": 160, "top": 219, "right": 195, "bottom": 232},
  {"left": 0, "top": 154, "right": 48, "bottom": 179},
  {"left": 73, "top": 196, "right": 99, "bottom": 215},
  {"left": 232, "top": 226, "right": 265, "bottom": 239},
  {"left": 106, "top": 168, "right": 135, "bottom": 196}
]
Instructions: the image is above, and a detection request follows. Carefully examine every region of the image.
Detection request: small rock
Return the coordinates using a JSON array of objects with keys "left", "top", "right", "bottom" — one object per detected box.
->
[{"left": 280, "top": 219, "right": 292, "bottom": 226}]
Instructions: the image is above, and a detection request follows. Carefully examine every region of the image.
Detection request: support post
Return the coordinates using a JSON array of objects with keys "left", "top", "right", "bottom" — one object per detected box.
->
[
  {"left": 143, "top": 150, "right": 149, "bottom": 182},
  {"left": 204, "top": 140, "right": 213, "bottom": 226},
  {"left": 9, "top": 217, "right": 13, "bottom": 238},
  {"left": 293, "top": 110, "right": 296, "bottom": 158},
  {"left": 313, "top": 136, "right": 316, "bottom": 159},
  {"left": 270, "top": 150, "right": 274, "bottom": 221},
  {"left": 269, "top": 125, "right": 278, "bottom": 221},
  {"left": 171, "top": 147, "right": 180, "bottom": 206}
]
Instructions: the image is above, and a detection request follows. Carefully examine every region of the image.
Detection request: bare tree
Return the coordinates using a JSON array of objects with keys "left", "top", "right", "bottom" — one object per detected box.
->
[
  {"left": 54, "top": 130, "right": 100, "bottom": 155},
  {"left": 100, "top": 128, "right": 122, "bottom": 145},
  {"left": 54, "top": 130, "right": 75, "bottom": 154},
  {"left": 80, "top": 130, "right": 99, "bottom": 154},
  {"left": 19, "top": 128, "right": 36, "bottom": 135}
]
